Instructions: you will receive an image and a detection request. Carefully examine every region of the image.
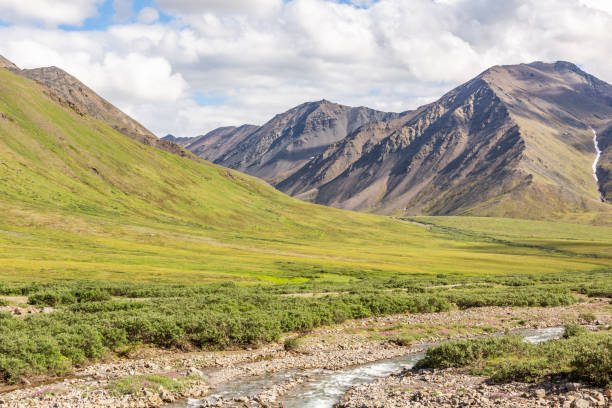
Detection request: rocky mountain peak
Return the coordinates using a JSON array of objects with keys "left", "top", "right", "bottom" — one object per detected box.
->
[{"left": 0, "top": 55, "right": 18, "bottom": 70}]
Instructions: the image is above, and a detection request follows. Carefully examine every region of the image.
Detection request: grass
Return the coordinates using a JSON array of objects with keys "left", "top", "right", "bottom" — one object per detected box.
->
[{"left": 108, "top": 373, "right": 198, "bottom": 396}]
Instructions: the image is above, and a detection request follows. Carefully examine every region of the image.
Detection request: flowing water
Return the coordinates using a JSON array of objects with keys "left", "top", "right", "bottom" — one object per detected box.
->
[
  {"left": 168, "top": 326, "right": 565, "bottom": 408},
  {"left": 591, "top": 128, "right": 603, "bottom": 200}
]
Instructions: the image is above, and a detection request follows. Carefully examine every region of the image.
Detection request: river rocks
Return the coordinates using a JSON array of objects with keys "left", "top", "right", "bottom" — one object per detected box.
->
[
  {"left": 337, "top": 369, "right": 612, "bottom": 408},
  {"left": 159, "top": 389, "right": 174, "bottom": 403},
  {"left": 187, "top": 367, "right": 205, "bottom": 378},
  {"left": 0, "top": 305, "right": 55, "bottom": 316},
  {"left": 572, "top": 398, "right": 591, "bottom": 408},
  {"left": 568, "top": 383, "right": 583, "bottom": 391}
]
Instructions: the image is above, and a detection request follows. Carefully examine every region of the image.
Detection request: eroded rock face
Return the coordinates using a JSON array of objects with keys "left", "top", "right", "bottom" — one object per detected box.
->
[
  {"left": 187, "top": 100, "right": 399, "bottom": 184},
  {"left": 192, "top": 61, "right": 612, "bottom": 218},
  {"left": 282, "top": 62, "right": 612, "bottom": 217}
]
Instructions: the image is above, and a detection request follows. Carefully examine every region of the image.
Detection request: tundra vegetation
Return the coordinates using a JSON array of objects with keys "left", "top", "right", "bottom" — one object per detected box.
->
[
  {"left": 0, "top": 268, "right": 610, "bottom": 384},
  {"left": 416, "top": 326, "right": 612, "bottom": 386}
]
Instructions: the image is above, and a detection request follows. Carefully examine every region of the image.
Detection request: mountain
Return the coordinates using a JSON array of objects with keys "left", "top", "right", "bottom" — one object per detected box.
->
[
  {"left": 210, "top": 61, "right": 612, "bottom": 219},
  {"left": 161, "top": 134, "right": 196, "bottom": 146},
  {"left": 0, "top": 56, "right": 193, "bottom": 160},
  {"left": 0, "top": 60, "right": 458, "bottom": 280},
  {"left": 0, "top": 55, "right": 18, "bottom": 70},
  {"left": 188, "top": 100, "right": 398, "bottom": 184}
]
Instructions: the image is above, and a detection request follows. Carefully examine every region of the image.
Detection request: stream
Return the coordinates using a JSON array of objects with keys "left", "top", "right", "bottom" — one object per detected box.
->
[
  {"left": 592, "top": 128, "right": 603, "bottom": 200},
  {"left": 168, "top": 326, "right": 565, "bottom": 408}
]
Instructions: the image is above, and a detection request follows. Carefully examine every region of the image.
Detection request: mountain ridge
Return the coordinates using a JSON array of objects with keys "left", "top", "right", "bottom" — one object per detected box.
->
[
  {"left": 188, "top": 61, "right": 612, "bottom": 220},
  {"left": 185, "top": 100, "right": 399, "bottom": 184},
  {"left": 0, "top": 55, "right": 196, "bottom": 161}
]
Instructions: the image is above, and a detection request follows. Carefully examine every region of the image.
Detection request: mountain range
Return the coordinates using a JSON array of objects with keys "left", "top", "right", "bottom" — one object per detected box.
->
[
  {"left": 3, "top": 54, "right": 609, "bottom": 222},
  {"left": 171, "top": 61, "right": 612, "bottom": 220}
]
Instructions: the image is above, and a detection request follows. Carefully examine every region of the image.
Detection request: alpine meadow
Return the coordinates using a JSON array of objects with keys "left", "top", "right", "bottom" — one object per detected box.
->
[{"left": 1, "top": 1, "right": 612, "bottom": 407}]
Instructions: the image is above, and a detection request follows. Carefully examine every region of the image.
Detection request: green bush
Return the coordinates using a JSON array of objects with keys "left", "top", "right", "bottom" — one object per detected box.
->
[
  {"left": 563, "top": 324, "right": 587, "bottom": 338},
  {"left": 28, "top": 291, "right": 76, "bottom": 306},
  {"left": 571, "top": 334, "right": 612, "bottom": 386},
  {"left": 415, "top": 335, "right": 525, "bottom": 369},
  {"left": 578, "top": 312, "right": 597, "bottom": 323},
  {"left": 416, "top": 329, "right": 612, "bottom": 387},
  {"left": 390, "top": 335, "right": 413, "bottom": 347},
  {"left": 283, "top": 337, "right": 301, "bottom": 351},
  {"left": 0, "top": 276, "right": 606, "bottom": 385},
  {"left": 489, "top": 359, "right": 548, "bottom": 383}
]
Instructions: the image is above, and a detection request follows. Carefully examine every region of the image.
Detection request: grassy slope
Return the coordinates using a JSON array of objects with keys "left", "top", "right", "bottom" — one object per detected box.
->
[{"left": 0, "top": 67, "right": 611, "bottom": 285}]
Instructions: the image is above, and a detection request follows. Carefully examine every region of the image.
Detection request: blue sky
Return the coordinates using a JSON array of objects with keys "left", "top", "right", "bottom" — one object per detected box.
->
[
  {"left": 61, "top": 0, "right": 169, "bottom": 31},
  {"left": 0, "top": 0, "right": 611, "bottom": 137}
]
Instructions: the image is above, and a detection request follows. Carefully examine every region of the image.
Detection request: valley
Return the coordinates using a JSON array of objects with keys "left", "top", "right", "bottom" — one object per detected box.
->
[{"left": 0, "top": 55, "right": 611, "bottom": 408}]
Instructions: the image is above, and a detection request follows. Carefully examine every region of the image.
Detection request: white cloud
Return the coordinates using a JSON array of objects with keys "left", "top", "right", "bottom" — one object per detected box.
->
[
  {"left": 137, "top": 7, "right": 160, "bottom": 24},
  {"left": 153, "top": 0, "right": 282, "bottom": 16},
  {"left": 2, "top": 0, "right": 612, "bottom": 138},
  {"left": 578, "top": 0, "right": 612, "bottom": 15},
  {"left": 0, "top": 0, "right": 103, "bottom": 26}
]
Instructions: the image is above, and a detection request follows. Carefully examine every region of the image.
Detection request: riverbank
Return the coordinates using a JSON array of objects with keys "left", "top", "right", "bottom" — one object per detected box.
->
[
  {"left": 337, "top": 368, "right": 612, "bottom": 408},
  {"left": 1, "top": 299, "right": 609, "bottom": 407}
]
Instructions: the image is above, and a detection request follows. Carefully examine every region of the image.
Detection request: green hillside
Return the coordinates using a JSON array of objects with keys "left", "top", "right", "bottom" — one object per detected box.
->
[{"left": 0, "top": 66, "right": 611, "bottom": 284}]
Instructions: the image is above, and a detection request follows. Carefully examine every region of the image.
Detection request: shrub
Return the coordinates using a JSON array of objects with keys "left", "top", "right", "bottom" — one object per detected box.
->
[
  {"left": 578, "top": 312, "right": 597, "bottom": 323},
  {"left": 563, "top": 324, "right": 587, "bottom": 339},
  {"left": 571, "top": 335, "right": 612, "bottom": 386},
  {"left": 415, "top": 336, "right": 526, "bottom": 369},
  {"left": 74, "top": 289, "right": 111, "bottom": 303},
  {"left": 390, "top": 335, "right": 413, "bottom": 347},
  {"left": 489, "top": 359, "right": 548, "bottom": 383},
  {"left": 28, "top": 291, "right": 76, "bottom": 307},
  {"left": 416, "top": 329, "right": 612, "bottom": 387},
  {"left": 283, "top": 337, "right": 301, "bottom": 351}
]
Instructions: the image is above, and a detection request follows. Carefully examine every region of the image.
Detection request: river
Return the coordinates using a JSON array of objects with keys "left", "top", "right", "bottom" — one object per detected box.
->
[{"left": 168, "top": 326, "right": 565, "bottom": 408}]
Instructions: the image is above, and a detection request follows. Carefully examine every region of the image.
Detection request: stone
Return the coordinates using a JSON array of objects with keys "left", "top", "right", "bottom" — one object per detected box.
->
[
  {"left": 567, "top": 383, "right": 582, "bottom": 392},
  {"left": 593, "top": 393, "right": 605, "bottom": 406},
  {"left": 187, "top": 367, "right": 204, "bottom": 377},
  {"left": 159, "top": 390, "right": 174, "bottom": 403},
  {"left": 535, "top": 389, "right": 547, "bottom": 398},
  {"left": 572, "top": 398, "right": 592, "bottom": 408}
]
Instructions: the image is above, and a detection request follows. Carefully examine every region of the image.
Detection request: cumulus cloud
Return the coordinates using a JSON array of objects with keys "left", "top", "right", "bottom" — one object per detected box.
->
[
  {"left": 137, "top": 7, "right": 160, "bottom": 24},
  {"left": 0, "top": 0, "right": 103, "bottom": 26},
  {"left": 2, "top": 0, "right": 612, "bottom": 138},
  {"left": 153, "top": 0, "right": 282, "bottom": 16}
]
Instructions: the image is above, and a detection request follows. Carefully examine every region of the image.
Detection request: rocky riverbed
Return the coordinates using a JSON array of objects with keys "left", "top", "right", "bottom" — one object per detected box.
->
[
  {"left": 337, "top": 369, "right": 612, "bottom": 408},
  {"left": 0, "top": 299, "right": 609, "bottom": 408}
]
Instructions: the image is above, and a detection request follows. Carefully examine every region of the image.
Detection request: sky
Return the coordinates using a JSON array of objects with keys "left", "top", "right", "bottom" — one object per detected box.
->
[{"left": 1, "top": 0, "right": 612, "bottom": 137}]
